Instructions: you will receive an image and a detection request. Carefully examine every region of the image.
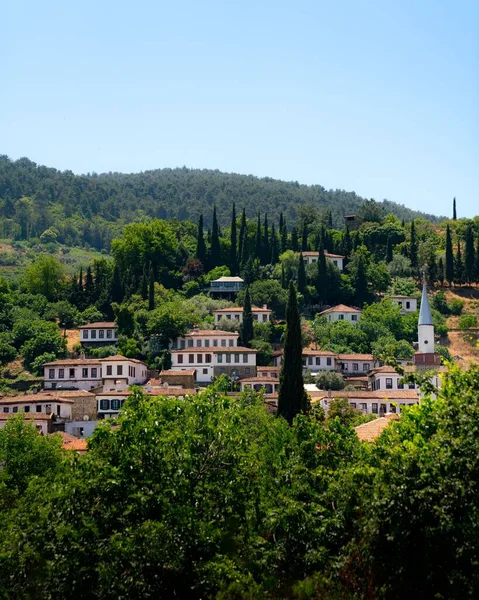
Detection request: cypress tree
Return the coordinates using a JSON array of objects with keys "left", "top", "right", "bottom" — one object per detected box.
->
[
  {"left": 475, "top": 236, "right": 479, "bottom": 284},
  {"left": 270, "top": 223, "right": 279, "bottom": 264},
  {"left": 427, "top": 249, "right": 438, "bottom": 286},
  {"left": 342, "top": 227, "right": 352, "bottom": 258},
  {"left": 455, "top": 241, "right": 464, "bottom": 285},
  {"left": 148, "top": 264, "right": 155, "bottom": 311},
  {"left": 263, "top": 214, "right": 270, "bottom": 264},
  {"left": 445, "top": 225, "right": 454, "bottom": 285},
  {"left": 316, "top": 240, "right": 328, "bottom": 303},
  {"left": 279, "top": 212, "right": 284, "bottom": 233},
  {"left": 301, "top": 223, "right": 309, "bottom": 251},
  {"left": 255, "top": 213, "right": 262, "bottom": 261},
  {"left": 140, "top": 266, "right": 148, "bottom": 300},
  {"left": 464, "top": 223, "right": 475, "bottom": 284},
  {"left": 297, "top": 253, "right": 307, "bottom": 295},
  {"left": 278, "top": 281, "right": 309, "bottom": 425},
  {"left": 110, "top": 264, "right": 123, "bottom": 304},
  {"left": 281, "top": 263, "right": 286, "bottom": 289},
  {"left": 196, "top": 214, "right": 207, "bottom": 266},
  {"left": 78, "top": 267, "right": 84, "bottom": 293},
  {"left": 410, "top": 221, "right": 418, "bottom": 269},
  {"left": 386, "top": 236, "right": 393, "bottom": 263},
  {"left": 438, "top": 257, "right": 445, "bottom": 286},
  {"left": 354, "top": 252, "right": 370, "bottom": 306},
  {"left": 327, "top": 210, "right": 333, "bottom": 228},
  {"left": 453, "top": 197, "right": 457, "bottom": 220},
  {"left": 291, "top": 227, "right": 299, "bottom": 252},
  {"left": 230, "top": 203, "right": 237, "bottom": 275},
  {"left": 240, "top": 286, "right": 254, "bottom": 347},
  {"left": 281, "top": 219, "right": 288, "bottom": 253},
  {"left": 210, "top": 206, "right": 221, "bottom": 269},
  {"left": 238, "top": 208, "right": 247, "bottom": 266}
]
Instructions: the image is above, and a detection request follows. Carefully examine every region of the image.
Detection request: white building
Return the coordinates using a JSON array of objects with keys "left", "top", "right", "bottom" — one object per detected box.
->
[
  {"left": 301, "top": 251, "right": 345, "bottom": 271},
  {"left": 0, "top": 393, "right": 74, "bottom": 420},
  {"left": 212, "top": 305, "right": 272, "bottom": 326},
  {"left": 273, "top": 349, "right": 337, "bottom": 375},
  {"left": 79, "top": 322, "right": 118, "bottom": 346},
  {"left": 210, "top": 276, "right": 244, "bottom": 296},
  {"left": 239, "top": 377, "right": 280, "bottom": 395},
  {"left": 337, "top": 354, "right": 376, "bottom": 376},
  {"left": 317, "top": 304, "right": 362, "bottom": 323},
  {"left": 100, "top": 355, "right": 148, "bottom": 392},
  {"left": 44, "top": 358, "right": 102, "bottom": 390},
  {"left": 0, "top": 412, "right": 54, "bottom": 435},
  {"left": 417, "top": 283, "right": 435, "bottom": 355},
  {"left": 310, "top": 389, "right": 420, "bottom": 415},
  {"left": 389, "top": 295, "right": 418, "bottom": 314}
]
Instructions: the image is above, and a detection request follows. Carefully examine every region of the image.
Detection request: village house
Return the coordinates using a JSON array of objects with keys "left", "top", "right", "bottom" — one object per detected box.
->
[
  {"left": 100, "top": 355, "right": 148, "bottom": 392},
  {"left": 273, "top": 349, "right": 377, "bottom": 377},
  {"left": 0, "top": 412, "right": 54, "bottom": 435},
  {"left": 301, "top": 251, "right": 345, "bottom": 271},
  {"left": 210, "top": 276, "right": 244, "bottom": 297},
  {"left": 0, "top": 393, "right": 74, "bottom": 421},
  {"left": 256, "top": 366, "right": 280, "bottom": 379},
  {"left": 79, "top": 322, "right": 118, "bottom": 346},
  {"left": 212, "top": 305, "right": 272, "bottom": 326},
  {"left": 337, "top": 353, "right": 376, "bottom": 376},
  {"left": 317, "top": 304, "right": 363, "bottom": 323},
  {"left": 239, "top": 377, "right": 280, "bottom": 395},
  {"left": 310, "top": 389, "right": 420, "bottom": 415},
  {"left": 388, "top": 295, "right": 418, "bottom": 314},
  {"left": 96, "top": 387, "right": 198, "bottom": 419}
]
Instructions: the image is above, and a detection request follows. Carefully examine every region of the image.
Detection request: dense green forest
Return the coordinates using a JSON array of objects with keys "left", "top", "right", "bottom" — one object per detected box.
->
[{"left": 0, "top": 155, "right": 442, "bottom": 250}]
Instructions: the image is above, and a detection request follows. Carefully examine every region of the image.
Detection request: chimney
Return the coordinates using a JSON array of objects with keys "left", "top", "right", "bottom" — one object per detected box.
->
[{"left": 263, "top": 304, "right": 267, "bottom": 310}]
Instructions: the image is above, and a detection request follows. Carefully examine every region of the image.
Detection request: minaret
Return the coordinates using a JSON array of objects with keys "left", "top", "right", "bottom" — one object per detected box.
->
[{"left": 418, "top": 281, "right": 434, "bottom": 353}]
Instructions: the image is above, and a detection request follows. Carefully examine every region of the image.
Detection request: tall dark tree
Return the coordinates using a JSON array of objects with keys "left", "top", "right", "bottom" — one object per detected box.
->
[
  {"left": 210, "top": 207, "right": 221, "bottom": 269},
  {"left": 270, "top": 223, "right": 279, "bottom": 265},
  {"left": 342, "top": 227, "right": 352, "bottom": 258},
  {"left": 281, "top": 263, "right": 286, "bottom": 289},
  {"left": 240, "top": 286, "right": 254, "bottom": 347},
  {"left": 427, "top": 249, "right": 438, "bottom": 286},
  {"left": 230, "top": 203, "right": 237, "bottom": 275},
  {"left": 386, "top": 236, "right": 393, "bottom": 263},
  {"left": 353, "top": 252, "right": 370, "bottom": 306},
  {"left": 464, "top": 223, "right": 475, "bottom": 284},
  {"left": 297, "top": 253, "right": 307, "bottom": 295},
  {"left": 301, "top": 223, "right": 309, "bottom": 251},
  {"left": 262, "top": 214, "right": 270, "bottom": 264},
  {"left": 279, "top": 212, "right": 284, "bottom": 233},
  {"left": 327, "top": 209, "right": 333, "bottom": 228},
  {"left": 254, "top": 213, "right": 262, "bottom": 261},
  {"left": 410, "top": 220, "right": 418, "bottom": 270},
  {"left": 291, "top": 227, "right": 299, "bottom": 252},
  {"left": 453, "top": 197, "right": 457, "bottom": 220},
  {"left": 281, "top": 219, "right": 288, "bottom": 253},
  {"left": 316, "top": 240, "right": 328, "bottom": 304},
  {"left": 438, "top": 256, "right": 445, "bottom": 286},
  {"left": 85, "top": 266, "right": 94, "bottom": 304},
  {"left": 110, "top": 264, "right": 123, "bottom": 304},
  {"left": 476, "top": 236, "right": 479, "bottom": 283},
  {"left": 445, "top": 225, "right": 454, "bottom": 285},
  {"left": 196, "top": 214, "right": 207, "bottom": 266},
  {"left": 78, "top": 267, "right": 84, "bottom": 294},
  {"left": 148, "top": 264, "right": 155, "bottom": 311},
  {"left": 238, "top": 208, "right": 247, "bottom": 267},
  {"left": 455, "top": 241, "right": 464, "bottom": 285},
  {"left": 278, "top": 281, "right": 309, "bottom": 425},
  {"left": 140, "top": 266, "right": 148, "bottom": 300}
]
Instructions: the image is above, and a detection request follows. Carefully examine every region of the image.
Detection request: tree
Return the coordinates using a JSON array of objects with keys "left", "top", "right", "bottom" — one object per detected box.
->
[
  {"left": 195, "top": 214, "right": 207, "bottom": 266},
  {"left": 297, "top": 253, "right": 307, "bottom": 296},
  {"left": 291, "top": 227, "right": 299, "bottom": 252},
  {"left": 386, "top": 236, "right": 393, "bottom": 262},
  {"left": 238, "top": 207, "right": 247, "bottom": 267},
  {"left": 110, "top": 264, "right": 124, "bottom": 305},
  {"left": 315, "top": 240, "right": 328, "bottom": 303},
  {"left": 24, "top": 255, "right": 64, "bottom": 301},
  {"left": 210, "top": 206, "right": 221, "bottom": 269},
  {"left": 455, "top": 241, "right": 464, "bottom": 285},
  {"left": 453, "top": 196, "right": 457, "bottom": 220},
  {"left": 410, "top": 220, "right": 418, "bottom": 270},
  {"left": 281, "top": 218, "right": 288, "bottom": 253},
  {"left": 464, "top": 223, "right": 475, "bottom": 284},
  {"left": 438, "top": 256, "right": 445, "bottom": 286},
  {"left": 445, "top": 224, "right": 454, "bottom": 285},
  {"left": 270, "top": 223, "right": 279, "bottom": 265},
  {"left": 240, "top": 287, "right": 254, "bottom": 347},
  {"left": 230, "top": 204, "right": 237, "bottom": 275},
  {"left": 254, "top": 213, "right": 262, "bottom": 261},
  {"left": 278, "top": 282, "right": 309, "bottom": 424},
  {"left": 301, "top": 222, "right": 309, "bottom": 251},
  {"left": 342, "top": 226, "right": 352, "bottom": 258},
  {"left": 148, "top": 264, "right": 155, "bottom": 311},
  {"left": 262, "top": 214, "right": 270, "bottom": 265}
]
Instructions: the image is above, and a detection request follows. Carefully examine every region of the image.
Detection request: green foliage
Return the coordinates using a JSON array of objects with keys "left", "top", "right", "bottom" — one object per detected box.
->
[
  {"left": 119, "top": 337, "right": 141, "bottom": 359},
  {"left": 44, "top": 300, "right": 80, "bottom": 328},
  {"left": 315, "top": 371, "right": 347, "bottom": 391},
  {"left": 29, "top": 352, "right": 58, "bottom": 375},
  {"left": 458, "top": 314, "right": 478, "bottom": 330},
  {"left": 24, "top": 255, "right": 64, "bottom": 301},
  {"left": 80, "top": 305, "right": 105, "bottom": 323}
]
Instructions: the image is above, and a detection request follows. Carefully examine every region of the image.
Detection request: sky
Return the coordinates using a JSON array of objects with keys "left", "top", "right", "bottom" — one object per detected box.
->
[{"left": 3, "top": 0, "right": 478, "bottom": 218}]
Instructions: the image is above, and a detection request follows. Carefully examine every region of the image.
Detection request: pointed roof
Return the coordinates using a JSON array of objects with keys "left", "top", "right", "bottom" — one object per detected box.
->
[{"left": 418, "top": 282, "right": 433, "bottom": 325}]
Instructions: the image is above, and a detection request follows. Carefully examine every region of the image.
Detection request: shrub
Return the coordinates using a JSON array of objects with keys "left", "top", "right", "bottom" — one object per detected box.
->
[
  {"left": 459, "top": 314, "right": 478, "bottom": 330},
  {"left": 449, "top": 298, "right": 464, "bottom": 316}
]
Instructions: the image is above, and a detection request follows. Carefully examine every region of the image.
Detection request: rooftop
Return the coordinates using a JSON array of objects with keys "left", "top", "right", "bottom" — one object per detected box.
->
[
  {"left": 318, "top": 304, "right": 362, "bottom": 315},
  {"left": 43, "top": 358, "right": 101, "bottom": 366},
  {"left": 186, "top": 329, "right": 238, "bottom": 337},
  {"left": 355, "top": 415, "right": 399, "bottom": 442},
  {"left": 0, "top": 394, "right": 74, "bottom": 404},
  {"left": 78, "top": 322, "right": 116, "bottom": 329},
  {"left": 213, "top": 305, "right": 271, "bottom": 313},
  {"left": 337, "top": 353, "right": 374, "bottom": 361},
  {"left": 211, "top": 276, "right": 244, "bottom": 282},
  {"left": 170, "top": 346, "right": 257, "bottom": 353},
  {"left": 310, "top": 389, "right": 419, "bottom": 401},
  {"left": 101, "top": 355, "right": 146, "bottom": 364},
  {"left": 158, "top": 370, "right": 196, "bottom": 377},
  {"left": 0, "top": 412, "right": 53, "bottom": 421}
]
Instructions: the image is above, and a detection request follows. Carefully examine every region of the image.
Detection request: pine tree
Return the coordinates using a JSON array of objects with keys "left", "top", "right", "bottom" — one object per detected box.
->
[
  {"left": 301, "top": 223, "right": 309, "bottom": 251},
  {"left": 278, "top": 281, "right": 309, "bottom": 425},
  {"left": 148, "top": 264, "right": 155, "bottom": 311},
  {"left": 291, "top": 227, "right": 299, "bottom": 252},
  {"left": 270, "top": 223, "right": 279, "bottom": 264},
  {"left": 210, "top": 206, "right": 221, "bottom": 269},
  {"left": 230, "top": 203, "right": 237, "bottom": 275},
  {"left": 262, "top": 214, "right": 270, "bottom": 264},
  {"left": 386, "top": 236, "right": 393, "bottom": 263},
  {"left": 279, "top": 212, "right": 284, "bottom": 233},
  {"left": 410, "top": 221, "right": 418, "bottom": 269},
  {"left": 110, "top": 264, "right": 123, "bottom": 304},
  {"left": 445, "top": 225, "right": 454, "bottom": 285},
  {"left": 196, "top": 214, "right": 207, "bottom": 266},
  {"left": 316, "top": 240, "right": 328, "bottom": 303},
  {"left": 464, "top": 223, "right": 475, "bottom": 284},
  {"left": 455, "top": 241, "right": 464, "bottom": 285},
  {"left": 297, "top": 253, "right": 307, "bottom": 295},
  {"left": 453, "top": 197, "right": 457, "bottom": 220},
  {"left": 238, "top": 208, "right": 247, "bottom": 266},
  {"left": 240, "top": 286, "right": 254, "bottom": 347},
  {"left": 438, "top": 257, "right": 445, "bottom": 286},
  {"left": 254, "top": 213, "right": 262, "bottom": 261}
]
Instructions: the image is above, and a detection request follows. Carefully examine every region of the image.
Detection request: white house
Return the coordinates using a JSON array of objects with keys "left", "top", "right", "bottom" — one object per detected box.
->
[
  {"left": 317, "top": 304, "right": 362, "bottom": 323},
  {"left": 273, "top": 349, "right": 337, "bottom": 375},
  {"left": 239, "top": 377, "right": 280, "bottom": 395},
  {"left": 97, "top": 387, "right": 198, "bottom": 419},
  {"left": 43, "top": 358, "right": 102, "bottom": 390},
  {"left": 210, "top": 276, "right": 244, "bottom": 296},
  {"left": 79, "top": 322, "right": 118, "bottom": 346},
  {"left": 389, "top": 295, "right": 418, "bottom": 314},
  {"left": 337, "top": 354, "right": 376, "bottom": 376},
  {"left": 301, "top": 251, "right": 345, "bottom": 271},
  {"left": 0, "top": 393, "right": 74, "bottom": 420},
  {"left": 0, "top": 412, "right": 54, "bottom": 435},
  {"left": 256, "top": 366, "right": 280, "bottom": 379},
  {"left": 212, "top": 305, "right": 272, "bottom": 326},
  {"left": 100, "top": 355, "right": 148, "bottom": 392},
  {"left": 310, "top": 389, "right": 420, "bottom": 416}
]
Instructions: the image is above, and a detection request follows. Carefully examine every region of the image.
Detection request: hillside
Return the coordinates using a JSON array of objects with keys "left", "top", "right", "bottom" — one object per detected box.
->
[{"left": 0, "top": 155, "right": 442, "bottom": 251}]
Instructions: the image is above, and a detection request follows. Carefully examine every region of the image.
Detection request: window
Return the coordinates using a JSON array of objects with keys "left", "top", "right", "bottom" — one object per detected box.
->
[
  {"left": 363, "top": 363, "right": 370, "bottom": 371},
  {"left": 351, "top": 314, "right": 357, "bottom": 321},
  {"left": 386, "top": 378, "right": 393, "bottom": 389},
  {"left": 59, "top": 369, "right": 64, "bottom": 379},
  {"left": 245, "top": 367, "right": 250, "bottom": 375},
  {"left": 339, "top": 314, "right": 344, "bottom": 320},
  {"left": 235, "top": 353, "right": 240, "bottom": 363},
  {"left": 398, "top": 301, "right": 403, "bottom": 308},
  {"left": 308, "top": 357, "right": 313, "bottom": 365},
  {"left": 226, "top": 354, "right": 231, "bottom": 363},
  {"left": 263, "top": 314, "right": 268, "bottom": 322},
  {"left": 327, "top": 357, "right": 332, "bottom": 366},
  {"left": 178, "top": 354, "right": 183, "bottom": 364},
  {"left": 372, "top": 403, "right": 378, "bottom": 414},
  {"left": 197, "top": 340, "right": 202, "bottom": 347},
  {"left": 82, "top": 368, "right": 88, "bottom": 378},
  {"left": 107, "top": 329, "right": 112, "bottom": 339},
  {"left": 226, "top": 314, "right": 231, "bottom": 320},
  {"left": 235, "top": 314, "right": 240, "bottom": 321},
  {"left": 316, "top": 357, "right": 321, "bottom": 365},
  {"left": 111, "top": 399, "right": 121, "bottom": 411},
  {"left": 350, "top": 403, "right": 356, "bottom": 409},
  {"left": 197, "top": 354, "right": 203, "bottom": 363},
  {"left": 409, "top": 383, "right": 416, "bottom": 389},
  {"left": 376, "top": 379, "right": 380, "bottom": 389},
  {"left": 67, "top": 367, "right": 74, "bottom": 378},
  {"left": 398, "top": 381, "right": 404, "bottom": 389},
  {"left": 180, "top": 340, "right": 185, "bottom": 349},
  {"left": 353, "top": 363, "right": 359, "bottom": 371},
  {"left": 302, "top": 358, "right": 306, "bottom": 366},
  {"left": 99, "top": 330, "right": 105, "bottom": 339},
  {"left": 57, "top": 405, "right": 61, "bottom": 416},
  {"left": 217, "top": 354, "right": 223, "bottom": 363},
  {"left": 406, "top": 301, "right": 410, "bottom": 309},
  {"left": 229, "top": 339, "right": 234, "bottom": 347},
  {"left": 91, "top": 330, "right": 97, "bottom": 339},
  {"left": 36, "top": 405, "right": 42, "bottom": 412},
  {"left": 188, "top": 354, "right": 194, "bottom": 364},
  {"left": 91, "top": 368, "right": 98, "bottom": 378},
  {"left": 3, "top": 407, "right": 9, "bottom": 413},
  {"left": 13, "top": 407, "right": 18, "bottom": 413},
  {"left": 106, "top": 365, "right": 112, "bottom": 376},
  {"left": 187, "top": 339, "right": 193, "bottom": 348},
  {"left": 49, "top": 369, "right": 55, "bottom": 379},
  {"left": 213, "top": 339, "right": 218, "bottom": 347},
  {"left": 360, "top": 403, "right": 367, "bottom": 411},
  {"left": 221, "top": 339, "right": 226, "bottom": 347},
  {"left": 202, "top": 368, "right": 208, "bottom": 374},
  {"left": 100, "top": 399, "right": 110, "bottom": 411},
  {"left": 117, "top": 365, "right": 123, "bottom": 376},
  {"left": 24, "top": 405, "right": 30, "bottom": 413},
  {"left": 333, "top": 260, "right": 338, "bottom": 266},
  {"left": 243, "top": 354, "right": 248, "bottom": 363},
  {"left": 343, "top": 363, "right": 348, "bottom": 371},
  {"left": 83, "top": 330, "right": 89, "bottom": 339},
  {"left": 205, "top": 354, "right": 212, "bottom": 363},
  {"left": 205, "top": 339, "right": 210, "bottom": 347}
]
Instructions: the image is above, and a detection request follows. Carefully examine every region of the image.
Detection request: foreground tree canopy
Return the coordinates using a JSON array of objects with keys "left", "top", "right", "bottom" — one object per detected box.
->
[{"left": 1, "top": 365, "right": 478, "bottom": 599}]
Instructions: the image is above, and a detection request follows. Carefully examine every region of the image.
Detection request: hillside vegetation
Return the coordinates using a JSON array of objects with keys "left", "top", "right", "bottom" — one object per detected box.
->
[{"left": 0, "top": 155, "right": 442, "bottom": 251}]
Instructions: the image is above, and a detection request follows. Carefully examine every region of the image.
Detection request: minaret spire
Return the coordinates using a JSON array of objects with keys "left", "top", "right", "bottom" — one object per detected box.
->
[{"left": 417, "top": 279, "right": 434, "bottom": 354}]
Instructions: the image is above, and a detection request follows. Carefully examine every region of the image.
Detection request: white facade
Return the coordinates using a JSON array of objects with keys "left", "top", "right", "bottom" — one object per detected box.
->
[
  {"left": 317, "top": 305, "right": 362, "bottom": 323},
  {"left": 311, "top": 391, "right": 420, "bottom": 415},
  {"left": 170, "top": 330, "right": 239, "bottom": 350},
  {"left": 337, "top": 354, "right": 376, "bottom": 375},
  {"left": 100, "top": 356, "right": 148, "bottom": 392},
  {"left": 301, "top": 251, "right": 345, "bottom": 271},
  {"left": 0, "top": 397, "right": 73, "bottom": 420},
  {"left": 0, "top": 413, "right": 53, "bottom": 435},
  {"left": 240, "top": 378, "right": 280, "bottom": 394},
  {"left": 44, "top": 359, "right": 102, "bottom": 390},
  {"left": 79, "top": 322, "right": 118, "bottom": 345},
  {"left": 170, "top": 347, "right": 257, "bottom": 383},
  {"left": 213, "top": 305, "right": 272, "bottom": 326},
  {"left": 389, "top": 296, "right": 418, "bottom": 314}
]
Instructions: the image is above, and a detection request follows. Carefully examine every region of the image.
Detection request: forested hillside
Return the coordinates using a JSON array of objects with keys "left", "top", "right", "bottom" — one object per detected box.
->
[{"left": 0, "top": 155, "right": 441, "bottom": 251}]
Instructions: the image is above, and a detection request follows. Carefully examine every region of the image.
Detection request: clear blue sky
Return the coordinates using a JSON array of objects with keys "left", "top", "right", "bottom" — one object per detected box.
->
[{"left": 3, "top": 0, "right": 478, "bottom": 218}]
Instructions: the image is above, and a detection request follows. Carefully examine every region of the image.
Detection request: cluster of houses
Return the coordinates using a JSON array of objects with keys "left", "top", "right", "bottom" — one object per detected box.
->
[{"left": 0, "top": 282, "right": 443, "bottom": 449}]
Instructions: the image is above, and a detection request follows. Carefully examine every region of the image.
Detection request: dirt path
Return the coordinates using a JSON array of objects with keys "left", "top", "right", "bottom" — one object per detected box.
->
[{"left": 441, "top": 287, "right": 479, "bottom": 368}]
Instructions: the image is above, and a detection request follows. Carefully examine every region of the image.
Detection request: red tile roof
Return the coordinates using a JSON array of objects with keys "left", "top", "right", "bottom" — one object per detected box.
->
[
  {"left": 0, "top": 412, "right": 53, "bottom": 421},
  {"left": 78, "top": 322, "right": 116, "bottom": 329},
  {"left": 318, "top": 304, "right": 362, "bottom": 315},
  {"left": 337, "top": 353, "right": 374, "bottom": 361},
  {"left": 214, "top": 306, "right": 271, "bottom": 313},
  {"left": 170, "top": 346, "right": 256, "bottom": 353},
  {"left": 186, "top": 330, "right": 239, "bottom": 336},
  {"left": 310, "top": 389, "right": 419, "bottom": 401},
  {"left": 355, "top": 416, "right": 399, "bottom": 442},
  {"left": 43, "top": 358, "right": 101, "bottom": 366}
]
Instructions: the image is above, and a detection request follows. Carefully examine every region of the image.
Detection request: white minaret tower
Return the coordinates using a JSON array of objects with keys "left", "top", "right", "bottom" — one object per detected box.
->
[{"left": 418, "top": 281, "right": 434, "bottom": 353}]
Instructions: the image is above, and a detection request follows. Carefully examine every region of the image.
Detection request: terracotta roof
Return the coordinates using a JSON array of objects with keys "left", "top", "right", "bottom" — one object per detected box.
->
[
  {"left": 257, "top": 366, "right": 280, "bottom": 372},
  {"left": 337, "top": 354, "right": 374, "bottom": 361},
  {"left": 78, "top": 322, "right": 116, "bottom": 329},
  {"left": 318, "top": 304, "right": 362, "bottom": 315},
  {"left": 213, "top": 306, "right": 271, "bottom": 313},
  {"left": 324, "top": 252, "right": 345, "bottom": 259},
  {"left": 388, "top": 295, "right": 417, "bottom": 299},
  {"left": 302, "top": 349, "right": 337, "bottom": 356},
  {"left": 0, "top": 412, "right": 53, "bottom": 420},
  {"left": 100, "top": 355, "right": 146, "bottom": 364},
  {"left": 241, "top": 377, "right": 279, "bottom": 383},
  {"left": 170, "top": 346, "right": 256, "bottom": 353},
  {"left": 310, "top": 389, "right": 419, "bottom": 401},
  {"left": 186, "top": 330, "right": 239, "bottom": 336},
  {"left": 63, "top": 438, "right": 88, "bottom": 452},
  {"left": 97, "top": 389, "right": 197, "bottom": 397},
  {"left": 158, "top": 370, "right": 196, "bottom": 376},
  {"left": 43, "top": 358, "right": 101, "bottom": 366},
  {"left": 355, "top": 415, "right": 399, "bottom": 442},
  {"left": 0, "top": 394, "right": 74, "bottom": 404},
  {"left": 369, "top": 365, "right": 415, "bottom": 375},
  {"left": 54, "top": 431, "right": 79, "bottom": 443},
  {"left": 301, "top": 251, "right": 345, "bottom": 259}
]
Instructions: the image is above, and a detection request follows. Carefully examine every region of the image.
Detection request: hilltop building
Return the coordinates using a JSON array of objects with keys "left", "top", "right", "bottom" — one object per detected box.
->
[{"left": 212, "top": 305, "right": 272, "bottom": 326}]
